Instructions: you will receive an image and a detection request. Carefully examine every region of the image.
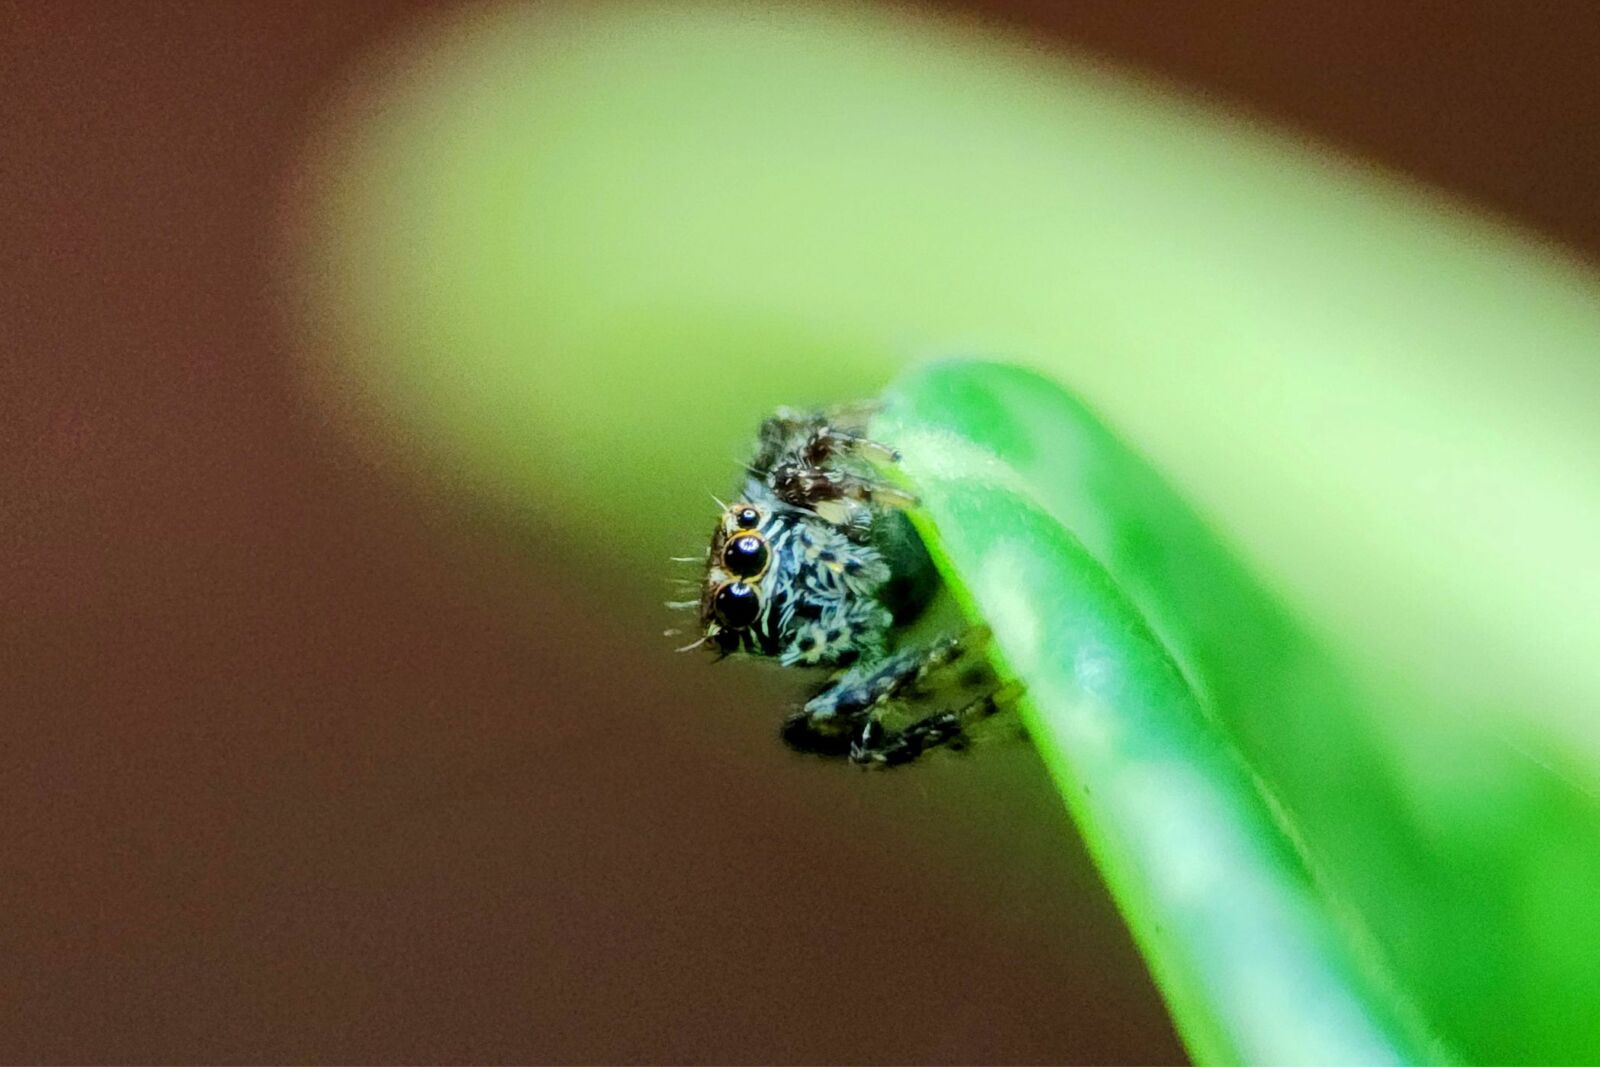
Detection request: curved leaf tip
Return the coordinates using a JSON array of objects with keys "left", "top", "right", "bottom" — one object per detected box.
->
[{"left": 876, "top": 360, "right": 1448, "bottom": 1065}]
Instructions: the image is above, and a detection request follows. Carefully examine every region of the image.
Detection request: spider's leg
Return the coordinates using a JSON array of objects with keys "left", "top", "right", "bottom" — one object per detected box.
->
[
  {"left": 769, "top": 462, "right": 917, "bottom": 513},
  {"left": 803, "top": 426, "right": 901, "bottom": 467},
  {"left": 781, "top": 643, "right": 932, "bottom": 755},
  {"left": 750, "top": 401, "right": 913, "bottom": 514},
  {"left": 780, "top": 628, "right": 989, "bottom": 754},
  {"left": 804, "top": 629, "right": 976, "bottom": 720},
  {"left": 848, "top": 682, "right": 1023, "bottom": 767}
]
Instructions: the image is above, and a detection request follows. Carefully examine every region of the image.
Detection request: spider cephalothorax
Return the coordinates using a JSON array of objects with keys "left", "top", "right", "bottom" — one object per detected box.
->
[{"left": 671, "top": 401, "right": 1013, "bottom": 766}]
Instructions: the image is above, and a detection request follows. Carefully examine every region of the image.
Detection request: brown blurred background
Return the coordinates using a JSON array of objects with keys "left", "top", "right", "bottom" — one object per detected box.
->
[{"left": 4, "top": 3, "right": 1598, "bottom": 1063}]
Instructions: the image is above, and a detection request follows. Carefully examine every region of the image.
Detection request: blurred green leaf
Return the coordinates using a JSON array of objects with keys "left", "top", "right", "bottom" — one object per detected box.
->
[
  {"left": 299, "top": 3, "right": 1600, "bottom": 790},
  {"left": 295, "top": 6, "right": 1600, "bottom": 1060},
  {"left": 880, "top": 359, "right": 1600, "bottom": 1064}
]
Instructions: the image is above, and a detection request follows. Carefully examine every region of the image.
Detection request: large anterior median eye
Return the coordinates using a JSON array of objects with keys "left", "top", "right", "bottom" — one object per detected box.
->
[
  {"left": 722, "top": 533, "right": 769, "bottom": 578},
  {"left": 712, "top": 582, "right": 761, "bottom": 629}
]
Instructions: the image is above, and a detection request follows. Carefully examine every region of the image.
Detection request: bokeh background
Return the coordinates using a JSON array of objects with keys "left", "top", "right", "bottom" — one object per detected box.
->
[{"left": 6, "top": 3, "right": 1600, "bottom": 1063}]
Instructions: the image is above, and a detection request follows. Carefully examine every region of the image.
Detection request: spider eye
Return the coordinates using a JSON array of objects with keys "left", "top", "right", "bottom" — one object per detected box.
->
[
  {"left": 734, "top": 506, "right": 761, "bottom": 529},
  {"left": 712, "top": 582, "right": 761, "bottom": 630},
  {"left": 722, "top": 533, "right": 769, "bottom": 578}
]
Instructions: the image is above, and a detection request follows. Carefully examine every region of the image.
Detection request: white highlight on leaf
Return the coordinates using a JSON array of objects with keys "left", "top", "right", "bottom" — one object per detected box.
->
[
  {"left": 974, "top": 542, "right": 1042, "bottom": 679},
  {"left": 1057, "top": 644, "right": 1123, "bottom": 759},
  {"left": 890, "top": 427, "right": 1033, "bottom": 500}
]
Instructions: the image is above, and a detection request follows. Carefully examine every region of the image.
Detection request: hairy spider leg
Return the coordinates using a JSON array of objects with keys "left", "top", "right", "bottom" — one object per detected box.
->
[
  {"left": 752, "top": 406, "right": 917, "bottom": 517},
  {"left": 849, "top": 681, "right": 1025, "bottom": 767},
  {"left": 769, "top": 462, "right": 918, "bottom": 514},
  {"left": 801, "top": 630, "right": 977, "bottom": 720},
  {"left": 802, "top": 426, "right": 901, "bottom": 467},
  {"left": 781, "top": 627, "right": 1011, "bottom": 765}
]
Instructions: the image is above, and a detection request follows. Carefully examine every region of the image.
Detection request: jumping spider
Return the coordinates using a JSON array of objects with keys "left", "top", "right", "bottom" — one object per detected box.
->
[{"left": 670, "top": 404, "right": 1014, "bottom": 767}]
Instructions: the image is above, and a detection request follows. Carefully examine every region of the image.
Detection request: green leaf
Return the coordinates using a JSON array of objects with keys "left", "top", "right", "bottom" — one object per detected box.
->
[
  {"left": 295, "top": 7, "right": 1600, "bottom": 1060},
  {"left": 878, "top": 360, "right": 1600, "bottom": 1065}
]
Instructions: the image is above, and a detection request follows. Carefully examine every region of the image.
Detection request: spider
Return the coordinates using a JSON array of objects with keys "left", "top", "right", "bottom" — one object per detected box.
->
[{"left": 669, "top": 404, "right": 1014, "bottom": 767}]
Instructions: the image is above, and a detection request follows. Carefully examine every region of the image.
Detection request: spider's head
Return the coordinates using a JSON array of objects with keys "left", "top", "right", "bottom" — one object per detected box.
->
[{"left": 695, "top": 501, "right": 777, "bottom": 654}]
